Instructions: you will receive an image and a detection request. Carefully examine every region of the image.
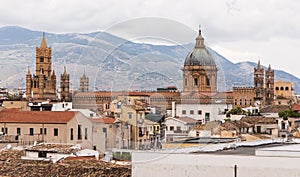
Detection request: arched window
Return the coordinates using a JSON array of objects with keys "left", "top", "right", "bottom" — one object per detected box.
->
[
  {"left": 194, "top": 78, "right": 198, "bottom": 86},
  {"left": 33, "top": 81, "right": 37, "bottom": 88},
  {"left": 206, "top": 77, "right": 210, "bottom": 86},
  {"left": 280, "top": 87, "right": 284, "bottom": 90},
  {"left": 185, "top": 78, "right": 187, "bottom": 86},
  {"left": 285, "top": 87, "right": 289, "bottom": 90},
  {"left": 275, "top": 87, "right": 279, "bottom": 90}
]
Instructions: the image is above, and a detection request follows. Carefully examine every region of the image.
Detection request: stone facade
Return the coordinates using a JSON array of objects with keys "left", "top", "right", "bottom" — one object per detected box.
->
[
  {"left": 265, "top": 65, "right": 275, "bottom": 105},
  {"left": 26, "top": 34, "right": 56, "bottom": 100},
  {"left": 60, "top": 67, "right": 71, "bottom": 101},
  {"left": 79, "top": 71, "right": 89, "bottom": 92},
  {"left": 233, "top": 87, "right": 255, "bottom": 108},
  {"left": 26, "top": 34, "right": 70, "bottom": 101},
  {"left": 253, "top": 60, "right": 265, "bottom": 105},
  {"left": 234, "top": 61, "right": 274, "bottom": 108}
]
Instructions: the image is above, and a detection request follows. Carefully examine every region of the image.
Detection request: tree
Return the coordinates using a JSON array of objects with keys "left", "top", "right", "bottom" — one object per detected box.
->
[
  {"left": 227, "top": 106, "right": 248, "bottom": 117},
  {"left": 278, "top": 110, "right": 300, "bottom": 120}
]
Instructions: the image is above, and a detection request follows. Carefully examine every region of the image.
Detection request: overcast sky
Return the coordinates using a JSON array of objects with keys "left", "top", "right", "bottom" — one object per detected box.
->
[{"left": 1, "top": 0, "right": 300, "bottom": 77}]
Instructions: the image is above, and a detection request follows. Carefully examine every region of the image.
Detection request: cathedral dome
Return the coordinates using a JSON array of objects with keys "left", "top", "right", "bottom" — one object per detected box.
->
[{"left": 184, "top": 29, "right": 216, "bottom": 66}]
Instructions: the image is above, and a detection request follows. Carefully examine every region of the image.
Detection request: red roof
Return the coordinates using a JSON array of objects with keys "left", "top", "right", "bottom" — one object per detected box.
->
[
  {"left": 0, "top": 110, "right": 76, "bottom": 124},
  {"left": 292, "top": 103, "right": 300, "bottom": 112},
  {"left": 89, "top": 118, "right": 116, "bottom": 124}
]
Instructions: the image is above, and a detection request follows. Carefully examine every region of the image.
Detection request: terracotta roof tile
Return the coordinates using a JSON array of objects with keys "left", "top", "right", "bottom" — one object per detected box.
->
[
  {"left": 292, "top": 103, "right": 300, "bottom": 112},
  {"left": 89, "top": 118, "right": 116, "bottom": 124},
  {"left": 0, "top": 111, "right": 75, "bottom": 124}
]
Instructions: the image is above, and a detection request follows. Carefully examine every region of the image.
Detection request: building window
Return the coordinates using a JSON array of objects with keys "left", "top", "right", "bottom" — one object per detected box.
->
[
  {"left": 185, "top": 78, "right": 187, "bottom": 86},
  {"left": 128, "top": 113, "right": 132, "bottom": 119},
  {"left": 257, "top": 83, "right": 261, "bottom": 87},
  {"left": 276, "top": 87, "right": 279, "bottom": 90},
  {"left": 78, "top": 125, "right": 82, "bottom": 140},
  {"left": 285, "top": 87, "right": 289, "bottom": 90},
  {"left": 85, "top": 128, "right": 88, "bottom": 139},
  {"left": 170, "top": 126, "right": 174, "bottom": 131},
  {"left": 205, "top": 113, "right": 210, "bottom": 122},
  {"left": 29, "top": 128, "right": 34, "bottom": 136},
  {"left": 40, "top": 57, "right": 44, "bottom": 62},
  {"left": 40, "top": 128, "right": 46, "bottom": 135},
  {"left": 176, "top": 126, "right": 181, "bottom": 131},
  {"left": 190, "top": 110, "right": 194, "bottom": 115},
  {"left": 38, "top": 151, "right": 47, "bottom": 158},
  {"left": 117, "top": 102, "right": 121, "bottom": 109},
  {"left": 54, "top": 128, "right": 58, "bottom": 136},
  {"left": 194, "top": 78, "right": 198, "bottom": 86},
  {"left": 206, "top": 77, "right": 210, "bottom": 86},
  {"left": 17, "top": 128, "right": 21, "bottom": 135},
  {"left": 70, "top": 128, "right": 74, "bottom": 140},
  {"left": 182, "top": 110, "right": 186, "bottom": 115},
  {"left": 198, "top": 110, "right": 202, "bottom": 115},
  {"left": 1, "top": 127, "right": 8, "bottom": 134},
  {"left": 280, "top": 87, "right": 284, "bottom": 90}
]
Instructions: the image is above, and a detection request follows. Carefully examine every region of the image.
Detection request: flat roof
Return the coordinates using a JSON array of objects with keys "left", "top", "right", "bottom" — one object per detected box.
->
[{"left": 256, "top": 144, "right": 300, "bottom": 157}]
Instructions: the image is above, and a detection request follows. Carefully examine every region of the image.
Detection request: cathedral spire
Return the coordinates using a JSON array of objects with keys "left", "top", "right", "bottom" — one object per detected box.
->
[
  {"left": 83, "top": 68, "right": 86, "bottom": 77},
  {"left": 27, "top": 66, "right": 31, "bottom": 75},
  {"left": 257, "top": 60, "right": 261, "bottom": 69},
  {"left": 268, "top": 64, "right": 271, "bottom": 70},
  {"left": 63, "top": 66, "right": 67, "bottom": 75},
  {"left": 40, "top": 32, "right": 47, "bottom": 49},
  {"left": 195, "top": 25, "right": 205, "bottom": 48}
]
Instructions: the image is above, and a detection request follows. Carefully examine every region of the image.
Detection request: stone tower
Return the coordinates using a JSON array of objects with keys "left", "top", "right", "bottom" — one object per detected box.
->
[
  {"left": 79, "top": 70, "right": 89, "bottom": 92},
  {"left": 182, "top": 28, "right": 217, "bottom": 93},
  {"left": 60, "top": 66, "right": 70, "bottom": 102},
  {"left": 26, "top": 33, "right": 57, "bottom": 100},
  {"left": 254, "top": 60, "right": 265, "bottom": 106},
  {"left": 265, "top": 64, "right": 274, "bottom": 105}
]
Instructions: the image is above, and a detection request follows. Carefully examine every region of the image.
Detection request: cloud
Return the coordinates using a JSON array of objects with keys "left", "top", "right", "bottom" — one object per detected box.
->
[{"left": 0, "top": 0, "right": 300, "bottom": 77}]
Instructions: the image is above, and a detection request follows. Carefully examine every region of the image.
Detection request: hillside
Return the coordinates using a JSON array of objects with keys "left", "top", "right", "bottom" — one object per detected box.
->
[{"left": 0, "top": 26, "right": 299, "bottom": 92}]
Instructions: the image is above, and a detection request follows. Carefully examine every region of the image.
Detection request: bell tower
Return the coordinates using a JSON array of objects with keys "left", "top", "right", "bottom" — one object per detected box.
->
[
  {"left": 36, "top": 33, "right": 52, "bottom": 77},
  {"left": 80, "top": 70, "right": 89, "bottom": 92},
  {"left": 60, "top": 66, "right": 70, "bottom": 102},
  {"left": 254, "top": 60, "right": 265, "bottom": 106},
  {"left": 26, "top": 33, "right": 57, "bottom": 101},
  {"left": 265, "top": 64, "right": 274, "bottom": 105}
]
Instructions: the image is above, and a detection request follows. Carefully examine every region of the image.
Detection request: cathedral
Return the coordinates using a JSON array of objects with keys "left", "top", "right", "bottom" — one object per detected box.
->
[
  {"left": 253, "top": 61, "right": 274, "bottom": 106},
  {"left": 26, "top": 34, "right": 70, "bottom": 101},
  {"left": 182, "top": 28, "right": 218, "bottom": 93}
]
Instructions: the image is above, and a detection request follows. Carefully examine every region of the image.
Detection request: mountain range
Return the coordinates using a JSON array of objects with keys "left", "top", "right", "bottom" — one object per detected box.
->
[{"left": 0, "top": 26, "right": 299, "bottom": 93}]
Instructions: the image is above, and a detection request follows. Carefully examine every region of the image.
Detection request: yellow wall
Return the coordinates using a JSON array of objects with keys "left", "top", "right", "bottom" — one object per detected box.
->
[{"left": 274, "top": 80, "right": 294, "bottom": 98}]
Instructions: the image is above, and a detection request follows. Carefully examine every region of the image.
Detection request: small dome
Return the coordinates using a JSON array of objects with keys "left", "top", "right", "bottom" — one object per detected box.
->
[{"left": 184, "top": 29, "right": 216, "bottom": 66}]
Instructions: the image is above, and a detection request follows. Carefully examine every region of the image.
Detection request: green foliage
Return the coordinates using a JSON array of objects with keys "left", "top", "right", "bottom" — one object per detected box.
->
[
  {"left": 278, "top": 110, "right": 300, "bottom": 119},
  {"left": 113, "top": 152, "right": 131, "bottom": 161},
  {"left": 227, "top": 106, "right": 248, "bottom": 115}
]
